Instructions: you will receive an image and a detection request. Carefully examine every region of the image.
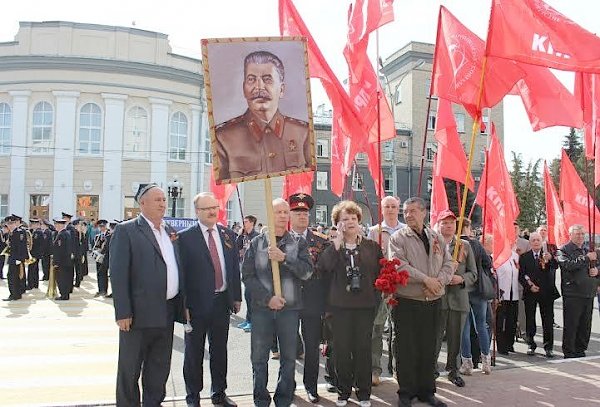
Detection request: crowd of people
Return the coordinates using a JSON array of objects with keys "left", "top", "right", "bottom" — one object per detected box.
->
[{"left": 2, "top": 187, "right": 599, "bottom": 407}]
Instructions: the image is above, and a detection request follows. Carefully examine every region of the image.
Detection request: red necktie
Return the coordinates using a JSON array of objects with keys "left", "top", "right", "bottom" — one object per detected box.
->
[{"left": 207, "top": 228, "right": 224, "bottom": 291}]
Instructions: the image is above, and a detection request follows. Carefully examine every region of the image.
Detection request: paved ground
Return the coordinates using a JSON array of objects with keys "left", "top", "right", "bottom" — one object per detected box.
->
[{"left": 1, "top": 261, "right": 599, "bottom": 407}]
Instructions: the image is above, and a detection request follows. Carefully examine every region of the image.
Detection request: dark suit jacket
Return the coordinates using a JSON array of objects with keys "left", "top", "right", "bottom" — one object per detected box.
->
[
  {"left": 178, "top": 223, "right": 242, "bottom": 318},
  {"left": 109, "top": 215, "right": 185, "bottom": 328},
  {"left": 519, "top": 250, "right": 560, "bottom": 300}
]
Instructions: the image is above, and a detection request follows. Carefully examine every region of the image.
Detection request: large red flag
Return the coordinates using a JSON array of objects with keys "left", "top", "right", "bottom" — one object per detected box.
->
[
  {"left": 543, "top": 161, "right": 568, "bottom": 246},
  {"left": 574, "top": 72, "right": 598, "bottom": 159},
  {"left": 486, "top": 0, "right": 600, "bottom": 74},
  {"left": 210, "top": 167, "right": 236, "bottom": 225},
  {"left": 280, "top": 0, "right": 364, "bottom": 196},
  {"left": 510, "top": 64, "right": 582, "bottom": 131},
  {"left": 432, "top": 6, "right": 524, "bottom": 118},
  {"left": 433, "top": 98, "right": 474, "bottom": 191},
  {"left": 430, "top": 154, "right": 450, "bottom": 226},
  {"left": 282, "top": 171, "right": 314, "bottom": 198},
  {"left": 475, "top": 125, "right": 519, "bottom": 268},
  {"left": 558, "top": 149, "right": 600, "bottom": 232}
]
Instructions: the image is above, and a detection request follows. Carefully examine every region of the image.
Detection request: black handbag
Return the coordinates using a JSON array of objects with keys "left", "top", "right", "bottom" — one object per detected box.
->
[{"left": 478, "top": 267, "right": 497, "bottom": 300}]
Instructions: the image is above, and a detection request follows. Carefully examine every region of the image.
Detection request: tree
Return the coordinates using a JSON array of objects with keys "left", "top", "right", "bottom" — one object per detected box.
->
[
  {"left": 443, "top": 179, "right": 479, "bottom": 225},
  {"left": 510, "top": 153, "right": 544, "bottom": 231},
  {"left": 563, "top": 127, "right": 583, "bottom": 164}
]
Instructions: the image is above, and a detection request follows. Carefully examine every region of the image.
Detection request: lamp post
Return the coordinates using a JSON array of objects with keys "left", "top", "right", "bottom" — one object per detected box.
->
[{"left": 167, "top": 178, "right": 182, "bottom": 218}]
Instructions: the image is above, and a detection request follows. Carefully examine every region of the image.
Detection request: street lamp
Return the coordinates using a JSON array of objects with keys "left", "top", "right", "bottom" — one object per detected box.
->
[{"left": 167, "top": 178, "right": 183, "bottom": 218}]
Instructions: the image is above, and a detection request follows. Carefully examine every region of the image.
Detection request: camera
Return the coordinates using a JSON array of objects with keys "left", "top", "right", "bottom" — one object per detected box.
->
[{"left": 346, "top": 265, "right": 362, "bottom": 293}]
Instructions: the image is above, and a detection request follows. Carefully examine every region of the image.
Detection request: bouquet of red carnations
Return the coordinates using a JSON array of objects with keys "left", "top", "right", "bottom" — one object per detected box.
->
[{"left": 374, "top": 258, "right": 409, "bottom": 306}]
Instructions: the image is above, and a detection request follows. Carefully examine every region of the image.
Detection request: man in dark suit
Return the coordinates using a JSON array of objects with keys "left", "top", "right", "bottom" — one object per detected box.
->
[
  {"left": 52, "top": 218, "right": 72, "bottom": 301},
  {"left": 110, "top": 183, "right": 185, "bottom": 406},
  {"left": 3, "top": 214, "right": 28, "bottom": 301},
  {"left": 179, "top": 192, "right": 242, "bottom": 407},
  {"left": 519, "top": 232, "right": 560, "bottom": 358}
]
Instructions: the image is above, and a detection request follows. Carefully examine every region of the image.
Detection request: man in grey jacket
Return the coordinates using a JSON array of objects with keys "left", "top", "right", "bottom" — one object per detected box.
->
[
  {"left": 389, "top": 197, "right": 455, "bottom": 407},
  {"left": 241, "top": 198, "right": 313, "bottom": 407}
]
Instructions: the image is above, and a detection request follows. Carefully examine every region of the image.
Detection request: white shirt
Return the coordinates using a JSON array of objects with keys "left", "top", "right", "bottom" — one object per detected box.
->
[
  {"left": 496, "top": 251, "right": 520, "bottom": 301},
  {"left": 141, "top": 214, "right": 179, "bottom": 300},
  {"left": 198, "top": 221, "right": 227, "bottom": 292}
]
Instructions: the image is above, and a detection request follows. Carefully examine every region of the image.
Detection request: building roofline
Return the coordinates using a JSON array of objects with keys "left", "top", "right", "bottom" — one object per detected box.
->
[{"left": 19, "top": 21, "right": 169, "bottom": 40}]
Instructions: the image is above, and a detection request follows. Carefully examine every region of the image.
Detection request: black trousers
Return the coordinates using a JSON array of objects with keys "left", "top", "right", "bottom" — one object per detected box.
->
[
  {"left": 56, "top": 266, "right": 71, "bottom": 299},
  {"left": 27, "top": 260, "right": 40, "bottom": 289},
  {"left": 97, "top": 263, "right": 109, "bottom": 294},
  {"left": 332, "top": 307, "right": 375, "bottom": 401},
  {"left": 393, "top": 297, "right": 441, "bottom": 400},
  {"left": 7, "top": 264, "right": 22, "bottom": 299},
  {"left": 74, "top": 257, "right": 83, "bottom": 287},
  {"left": 183, "top": 292, "right": 231, "bottom": 404},
  {"left": 523, "top": 295, "right": 554, "bottom": 351},
  {"left": 322, "top": 316, "right": 337, "bottom": 388},
  {"left": 562, "top": 296, "right": 594, "bottom": 357},
  {"left": 116, "top": 298, "right": 177, "bottom": 407},
  {"left": 41, "top": 255, "right": 51, "bottom": 280},
  {"left": 0, "top": 255, "right": 5, "bottom": 278},
  {"left": 300, "top": 312, "right": 323, "bottom": 394},
  {"left": 496, "top": 300, "right": 518, "bottom": 353}
]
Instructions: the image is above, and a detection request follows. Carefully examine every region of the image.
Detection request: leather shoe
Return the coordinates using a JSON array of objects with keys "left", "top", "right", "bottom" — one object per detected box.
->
[
  {"left": 212, "top": 395, "right": 236, "bottom": 407},
  {"left": 526, "top": 347, "right": 536, "bottom": 356},
  {"left": 418, "top": 395, "right": 447, "bottom": 407},
  {"left": 545, "top": 349, "right": 554, "bottom": 358},
  {"left": 398, "top": 395, "right": 412, "bottom": 406},
  {"left": 306, "top": 391, "right": 320, "bottom": 403},
  {"left": 448, "top": 374, "right": 465, "bottom": 387},
  {"left": 187, "top": 402, "right": 200, "bottom": 407}
]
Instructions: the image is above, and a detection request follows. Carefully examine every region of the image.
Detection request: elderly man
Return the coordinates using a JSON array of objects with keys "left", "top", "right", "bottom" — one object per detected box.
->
[
  {"left": 367, "top": 195, "right": 405, "bottom": 386},
  {"left": 557, "top": 224, "right": 600, "bottom": 358},
  {"left": 242, "top": 198, "right": 313, "bottom": 407},
  {"left": 215, "top": 50, "right": 311, "bottom": 181},
  {"left": 433, "top": 210, "right": 478, "bottom": 386},
  {"left": 110, "top": 184, "right": 185, "bottom": 406},
  {"left": 388, "top": 197, "right": 455, "bottom": 407}
]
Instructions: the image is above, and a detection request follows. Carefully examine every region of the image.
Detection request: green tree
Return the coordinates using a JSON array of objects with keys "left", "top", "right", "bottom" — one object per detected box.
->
[{"left": 510, "top": 153, "right": 545, "bottom": 231}]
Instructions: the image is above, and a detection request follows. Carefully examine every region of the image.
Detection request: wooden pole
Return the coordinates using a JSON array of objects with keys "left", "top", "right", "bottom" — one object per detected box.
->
[{"left": 264, "top": 178, "right": 282, "bottom": 297}]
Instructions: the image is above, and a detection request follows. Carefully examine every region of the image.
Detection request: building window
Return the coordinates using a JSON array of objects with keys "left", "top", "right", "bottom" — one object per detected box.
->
[
  {"left": 32, "top": 101, "right": 53, "bottom": 154},
  {"left": 76, "top": 195, "right": 100, "bottom": 220},
  {"left": 427, "top": 176, "right": 433, "bottom": 193},
  {"left": 78, "top": 103, "right": 102, "bottom": 155},
  {"left": 454, "top": 112, "right": 465, "bottom": 133},
  {"left": 427, "top": 112, "right": 436, "bottom": 130},
  {"left": 394, "top": 85, "right": 402, "bottom": 104},
  {"left": 356, "top": 152, "right": 367, "bottom": 161},
  {"left": 316, "top": 171, "right": 328, "bottom": 190},
  {"left": 384, "top": 169, "right": 393, "bottom": 192},
  {"left": 480, "top": 115, "right": 489, "bottom": 134},
  {"left": 316, "top": 139, "right": 329, "bottom": 158},
  {"left": 168, "top": 197, "right": 186, "bottom": 218},
  {"left": 0, "top": 103, "right": 11, "bottom": 154},
  {"left": 169, "top": 112, "right": 188, "bottom": 161},
  {"left": 426, "top": 143, "right": 435, "bottom": 161},
  {"left": 30, "top": 194, "right": 50, "bottom": 220},
  {"left": 352, "top": 171, "right": 364, "bottom": 191},
  {"left": 384, "top": 141, "right": 394, "bottom": 161},
  {"left": 124, "top": 196, "right": 141, "bottom": 220},
  {"left": 124, "top": 106, "right": 149, "bottom": 158},
  {"left": 315, "top": 204, "right": 328, "bottom": 225},
  {"left": 225, "top": 199, "right": 233, "bottom": 223},
  {"left": 0, "top": 194, "right": 8, "bottom": 218},
  {"left": 204, "top": 134, "right": 212, "bottom": 164},
  {"left": 425, "top": 78, "right": 431, "bottom": 97}
]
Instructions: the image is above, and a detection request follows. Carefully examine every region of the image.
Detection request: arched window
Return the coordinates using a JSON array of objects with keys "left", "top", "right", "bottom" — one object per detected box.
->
[
  {"left": 32, "top": 101, "right": 53, "bottom": 153},
  {"left": 79, "top": 103, "right": 102, "bottom": 155},
  {"left": 124, "top": 106, "right": 148, "bottom": 158},
  {"left": 0, "top": 103, "right": 11, "bottom": 154},
  {"left": 169, "top": 112, "right": 188, "bottom": 161}
]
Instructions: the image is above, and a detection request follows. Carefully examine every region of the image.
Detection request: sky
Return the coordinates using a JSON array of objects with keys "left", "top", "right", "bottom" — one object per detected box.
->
[{"left": 0, "top": 0, "right": 597, "bottom": 166}]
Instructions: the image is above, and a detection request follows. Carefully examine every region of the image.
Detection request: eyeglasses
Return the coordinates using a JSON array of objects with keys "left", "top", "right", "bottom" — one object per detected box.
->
[{"left": 196, "top": 206, "right": 219, "bottom": 211}]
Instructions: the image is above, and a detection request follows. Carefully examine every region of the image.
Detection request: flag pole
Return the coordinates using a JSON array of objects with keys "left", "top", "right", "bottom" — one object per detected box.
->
[
  {"left": 236, "top": 185, "right": 245, "bottom": 220},
  {"left": 376, "top": 29, "right": 383, "bottom": 246},
  {"left": 453, "top": 56, "right": 487, "bottom": 260},
  {"left": 584, "top": 156, "right": 593, "bottom": 248},
  {"left": 455, "top": 181, "right": 462, "bottom": 214}
]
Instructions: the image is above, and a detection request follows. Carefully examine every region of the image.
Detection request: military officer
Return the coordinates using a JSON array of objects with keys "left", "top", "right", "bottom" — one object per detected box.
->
[
  {"left": 3, "top": 215, "right": 28, "bottom": 301},
  {"left": 93, "top": 219, "right": 109, "bottom": 297},
  {"left": 62, "top": 212, "right": 77, "bottom": 292},
  {"left": 288, "top": 193, "right": 329, "bottom": 403},
  {"left": 215, "top": 50, "right": 311, "bottom": 181},
  {"left": 53, "top": 218, "right": 72, "bottom": 301},
  {"left": 71, "top": 218, "right": 86, "bottom": 287},
  {"left": 27, "top": 218, "right": 45, "bottom": 290},
  {"left": 0, "top": 222, "right": 8, "bottom": 279},
  {"left": 41, "top": 220, "right": 54, "bottom": 280}
]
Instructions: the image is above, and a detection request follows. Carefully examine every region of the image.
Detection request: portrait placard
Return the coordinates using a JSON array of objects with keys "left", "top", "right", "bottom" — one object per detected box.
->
[{"left": 202, "top": 37, "right": 316, "bottom": 184}]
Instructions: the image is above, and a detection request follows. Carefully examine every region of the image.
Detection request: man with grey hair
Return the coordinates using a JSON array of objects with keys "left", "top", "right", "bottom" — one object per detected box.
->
[
  {"left": 557, "top": 224, "right": 600, "bottom": 358},
  {"left": 214, "top": 50, "right": 311, "bottom": 181},
  {"left": 388, "top": 197, "right": 455, "bottom": 407},
  {"left": 242, "top": 197, "right": 313, "bottom": 406}
]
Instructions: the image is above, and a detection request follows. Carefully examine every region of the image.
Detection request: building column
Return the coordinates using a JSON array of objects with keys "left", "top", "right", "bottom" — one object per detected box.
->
[
  {"left": 101, "top": 93, "right": 127, "bottom": 220},
  {"left": 8, "top": 91, "right": 30, "bottom": 216},
  {"left": 149, "top": 98, "right": 171, "bottom": 188},
  {"left": 189, "top": 104, "right": 202, "bottom": 214},
  {"left": 52, "top": 91, "right": 79, "bottom": 216}
]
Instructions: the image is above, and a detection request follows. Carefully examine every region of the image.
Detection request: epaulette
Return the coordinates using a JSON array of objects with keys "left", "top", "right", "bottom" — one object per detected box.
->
[
  {"left": 284, "top": 115, "right": 309, "bottom": 127},
  {"left": 215, "top": 115, "right": 245, "bottom": 131}
]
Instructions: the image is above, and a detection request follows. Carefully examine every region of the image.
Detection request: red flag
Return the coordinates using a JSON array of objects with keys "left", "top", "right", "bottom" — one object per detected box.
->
[
  {"left": 574, "top": 72, "right": 600, "bottom": 166},
  {"left": 210, "top": 168, "right": 236, "bottom": 225},
  {"left": 432, "top": 6, "right": 524, "bottom": 118},
  {"left": 543, "top": 161, "right": 568, "bottom": 246},
  {"left": 433, "top": 98, "right": 474, "bottom": 191},
  {"left": 280, "top": 0, "right": 364, "bottom": 196},
  {"left": 511, "top": 64, "right": 582, "bottom": 131},
  {"left": 558, "top": 149, "right": 600, "bottom": 232},
  {"left": 282, "top": 171, "right": 314, "bottom": 198},
  {"left": 475, "top": 125, "right": 519, "bottom": 268},
  {"left": 486, "top": 0, "right": 600, "bottom": 74},
  {"left": 430, "top": 154, "right": 449, "bottom": 226}
]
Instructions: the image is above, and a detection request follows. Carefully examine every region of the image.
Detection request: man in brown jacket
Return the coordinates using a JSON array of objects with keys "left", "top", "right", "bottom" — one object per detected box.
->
[{"left": 389, "top": 197, "right": 455, "bottom": 407}]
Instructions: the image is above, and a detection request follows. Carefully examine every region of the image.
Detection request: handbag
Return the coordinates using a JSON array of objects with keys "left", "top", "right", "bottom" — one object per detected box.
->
[{"left": 478, "top": 267, "right": 497, "bottom": 300}]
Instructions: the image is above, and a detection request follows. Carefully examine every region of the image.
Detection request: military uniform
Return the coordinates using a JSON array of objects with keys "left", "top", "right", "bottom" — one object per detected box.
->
[
  {"left": 4, "top": 215, "right": 28, "bottom": 301},
  {"left": 41, "top": 222, "right": 54, "bottom": 280},
  {"left": 53, "top": 220, "right": 73, "bottom": 300},
  {"left": 215, "top": 109, "right": 311, "bottom": 180},
  {"left": 93, "top": 220, "right": 109, "bottom": 296},
  {"left": 27, "top": 220, "right": 45, "bottom": 290},
  {"left": 0, "top": 227, "right": 7, "bottom": 279}
]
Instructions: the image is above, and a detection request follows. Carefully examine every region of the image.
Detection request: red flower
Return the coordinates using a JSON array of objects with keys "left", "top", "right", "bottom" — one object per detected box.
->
[{"left": 374, "top": 258, "right": 409, "bottom": 307}]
